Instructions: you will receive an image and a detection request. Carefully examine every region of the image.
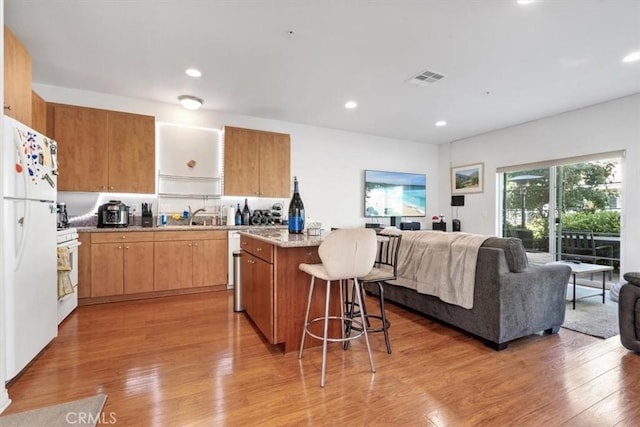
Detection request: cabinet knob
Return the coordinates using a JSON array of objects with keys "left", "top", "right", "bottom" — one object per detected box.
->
[
  {"left": 117, "top": 246, "right": 122, "bottom": 249},
  {"left": 125, "top": 246, "right": 130, "bottom": 250},
  {"left": 122, "top": 235, "right": 126, "bottom": 239},
  {"left": 193, "top": 242, "right": 199, "bottom": 247},
  {"left": 101, "top": 186, "right": 107, "bottom": 190},
  {"left": 188, "top": 243, "right": 192, "bottom": 247},
  {"left": 109, "top": 186, "right": 114, "bottom": 190},
  {"left": 256, "top": 247, "right": 262, "bottom": 252},
  {"left": 4, "top": 104, "right": 12, "bottom": 111}
]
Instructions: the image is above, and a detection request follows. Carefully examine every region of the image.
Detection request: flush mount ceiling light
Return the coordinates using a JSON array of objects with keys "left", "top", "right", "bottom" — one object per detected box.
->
[
  {"left": 517, "top": 0, "right": 536, "bottom": 5},
  {"left": 185, "top": 68, "right": 202, "bottom": 77},
  {"left": 435, "top": 120, "right": 447, "bottom": 127},
  {"left": 622, "top": 51, "right": 640, "bottom": 63},
  {"left": 178, "top": 95, "right": 204, "bottom": 110},
  {"left": 345, "top": 101, "right": 358, "bottom": 109}
]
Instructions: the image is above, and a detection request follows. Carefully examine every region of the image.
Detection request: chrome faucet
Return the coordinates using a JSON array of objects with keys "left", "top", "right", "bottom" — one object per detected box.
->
[{"left": 187, "top": 206, "right": 206, "bottom": 225}]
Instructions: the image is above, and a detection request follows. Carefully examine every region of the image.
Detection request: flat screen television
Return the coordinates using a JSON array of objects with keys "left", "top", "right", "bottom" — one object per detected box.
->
[{"left": 364, "top": 169, "right": 426, "bottom": 217}]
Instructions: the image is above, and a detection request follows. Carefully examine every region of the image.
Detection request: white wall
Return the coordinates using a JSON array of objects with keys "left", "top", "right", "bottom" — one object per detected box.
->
[
  {"left": 34, "top": 83, "right": 440, "bottom": 230},
  {"left": 439, "top": 93, "right": 640, "bottom": 274}
]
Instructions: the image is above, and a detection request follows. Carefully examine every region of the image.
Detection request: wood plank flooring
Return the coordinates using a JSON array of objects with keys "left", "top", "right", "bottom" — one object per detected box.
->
[{"left": 3, "top": 290, "right": 639, "bottom": 426}]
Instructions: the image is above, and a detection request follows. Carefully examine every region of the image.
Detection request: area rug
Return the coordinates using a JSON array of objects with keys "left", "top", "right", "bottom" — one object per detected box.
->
[
  {"left": 0, "top": 394, "right": 107, "bottom": 427},
  {"left": 562, "top": 286, "right": 619, "bottom": 339}
]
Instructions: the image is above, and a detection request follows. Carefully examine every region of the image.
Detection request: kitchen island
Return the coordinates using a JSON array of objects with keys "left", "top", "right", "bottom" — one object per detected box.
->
[{"left": 239, "top": 229, "right": 339, "bottom": 353}]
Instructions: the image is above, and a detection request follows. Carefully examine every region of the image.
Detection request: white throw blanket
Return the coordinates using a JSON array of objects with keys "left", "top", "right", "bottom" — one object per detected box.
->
[{"left": 381, "top": 229, "right": 489, "bottom": 309}]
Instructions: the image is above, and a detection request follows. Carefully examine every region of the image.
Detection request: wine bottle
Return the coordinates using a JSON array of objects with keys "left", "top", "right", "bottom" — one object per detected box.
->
[
  {"left": 242, "top": 199, "right": 251, "bottom": 226},
  {"left": 288, "top": 176, "right": 305, "bottom": 234},
  {"left": 235, "top": 203, "right": 242, "bottom": 226}
]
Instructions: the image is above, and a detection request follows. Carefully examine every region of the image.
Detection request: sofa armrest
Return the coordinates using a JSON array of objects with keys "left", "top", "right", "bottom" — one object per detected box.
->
[
  {"left": 619, "top": 283, "right": 640, "bottom": 352},
  {"left": 474, "top": 248, "right": 571, "bottom": 342}
]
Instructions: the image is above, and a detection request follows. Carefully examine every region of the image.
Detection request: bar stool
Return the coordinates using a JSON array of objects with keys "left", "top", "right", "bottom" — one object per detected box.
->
[
  {"left": 298, "top": 228, "right": 377, "bottom": 387},
  {"left": 345, "top": 233, "right": 402, "bottom": 354}
]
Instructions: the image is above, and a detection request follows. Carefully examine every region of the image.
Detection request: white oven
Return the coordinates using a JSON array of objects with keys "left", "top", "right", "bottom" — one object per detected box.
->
[{"left": 57, "top": 228, "right": 80, "bottom": 324}]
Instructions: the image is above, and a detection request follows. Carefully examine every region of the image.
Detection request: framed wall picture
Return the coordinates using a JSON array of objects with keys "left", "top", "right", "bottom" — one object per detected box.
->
[{"left": 451, "top": 163, "right": 484, "bottom": 194}]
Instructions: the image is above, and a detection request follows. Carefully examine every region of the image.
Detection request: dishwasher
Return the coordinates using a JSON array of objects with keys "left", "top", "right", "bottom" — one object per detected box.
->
[{"left": 227, "top": 230, "right": 241, "bottom": 288}]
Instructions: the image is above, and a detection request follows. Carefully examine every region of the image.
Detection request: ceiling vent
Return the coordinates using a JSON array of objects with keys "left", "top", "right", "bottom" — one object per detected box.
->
[{"left": 407, "top": 69, "right": 445, "bottom": 86}]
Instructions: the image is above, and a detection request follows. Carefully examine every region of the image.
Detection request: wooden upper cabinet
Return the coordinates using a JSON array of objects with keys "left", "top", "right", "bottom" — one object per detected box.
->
[
  {"left": 48, "top": 104, "right": 109, "bottom": 191},
  {"left": 108, "top": 112, "right": 155, "bottom": 194},
  {"left": 31, "top": 91, "right": 47, "bottom": 135},
  {"left": 47, "top": 103, "right": 155, "bottom": 193},
  {"left": 4, "top": 26, "right": 32, "bottom": 126},
  {"left": 258, "top": 131, "right": 291, "bottom": 198},
  {"left": 223, "top": 126, "right": 290, "bottom": 198},
  {"left": 223, "top": 126, "right": 260, "bottom": 196}
]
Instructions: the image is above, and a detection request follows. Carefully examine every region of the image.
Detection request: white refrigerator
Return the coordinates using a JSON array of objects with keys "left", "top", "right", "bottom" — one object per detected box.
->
[{"left": 2, "top": 116, "right": 58, "bottom": 380}]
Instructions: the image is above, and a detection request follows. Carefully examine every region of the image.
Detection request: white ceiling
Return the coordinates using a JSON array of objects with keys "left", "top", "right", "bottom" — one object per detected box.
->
[{"left": 5, "top": 0, "right": 640, "bottom": 144}]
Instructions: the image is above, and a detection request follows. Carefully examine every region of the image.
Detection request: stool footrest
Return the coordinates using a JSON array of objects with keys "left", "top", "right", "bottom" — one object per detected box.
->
[{"left": 305, "top": 316, "right": 366, "bottom": 343}]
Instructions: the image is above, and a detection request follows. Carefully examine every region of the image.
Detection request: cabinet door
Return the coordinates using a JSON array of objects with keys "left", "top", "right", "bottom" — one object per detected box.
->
[
  {"left": 154, "top": 241, "right": 192, "bottom": 290},
  {"left": 50, "top": 104, "right": 109, "bottom": 191},
  {"left": 108, "top": 112, "right": 156, "bottom": 194},
  {"left": 91, "top": 243, "right": 124, "bottom": 297},
  {"left": 192, "top": 239, "right": 227, "bottom": 287},
  {"left": 223, "top": 126, "right": 259, "bottom": 196},
  {"left": 258, "top": 131, "right": 290, "bottom": 197},
  {"left": 77, "top": 233, "right": 92, "bottom": 299},
  {"left": 124, "top": 242, "right": 154, "bottom": 294},
  {"left": 3, "top": 27, "right": 32, "bottom": 126},
  {"left": 31, "top": 91, "right": 47, "bottom": 135},
  {"left": 242, "top": 253, "right": 274, "bottom": 343}
]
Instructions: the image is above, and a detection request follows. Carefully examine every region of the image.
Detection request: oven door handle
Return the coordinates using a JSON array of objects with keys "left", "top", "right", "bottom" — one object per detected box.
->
[{"left": 59, "top": 241, "right": 81, "bottom": 249}]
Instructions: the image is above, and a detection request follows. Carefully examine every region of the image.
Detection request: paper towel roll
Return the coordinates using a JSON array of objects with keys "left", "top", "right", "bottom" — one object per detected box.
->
[{"left": 226, "top": 206, "right": 235, "bottom": 225}]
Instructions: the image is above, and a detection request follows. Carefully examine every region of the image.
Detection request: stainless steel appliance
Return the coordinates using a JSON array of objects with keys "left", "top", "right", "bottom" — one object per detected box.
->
[
  {"left": 97, "top": 200, "right": 129, "bottom": 228},
  {"left": 57, "top": 202, "right": 69, "bottom": 229}
]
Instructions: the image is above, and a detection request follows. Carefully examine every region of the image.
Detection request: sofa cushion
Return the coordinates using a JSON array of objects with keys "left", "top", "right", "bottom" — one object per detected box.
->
[
  {"left": 482, "top": 237, "right": 528, "bottom": 273},
  {"left": 623, "top": 272, "right": 640, "bottom": 286}
]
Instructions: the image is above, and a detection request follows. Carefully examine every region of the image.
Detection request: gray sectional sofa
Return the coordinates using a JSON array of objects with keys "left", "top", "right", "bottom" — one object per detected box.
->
[{"left": 365, "top": 235, "right": 572, "bottom": 350}]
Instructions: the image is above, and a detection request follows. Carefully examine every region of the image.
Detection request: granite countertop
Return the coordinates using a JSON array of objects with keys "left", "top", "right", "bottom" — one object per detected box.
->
[
  {"left": 76, "top": 225, "right": 286, "bottom": 233},
  {"left": 238, "top": 229, "right": 324, "bottom": 248}
]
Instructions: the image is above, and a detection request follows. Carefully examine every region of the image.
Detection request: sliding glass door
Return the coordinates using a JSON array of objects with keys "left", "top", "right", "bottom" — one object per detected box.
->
[{"left": 500, "top": 156, "right": 621, "bottom": 272}]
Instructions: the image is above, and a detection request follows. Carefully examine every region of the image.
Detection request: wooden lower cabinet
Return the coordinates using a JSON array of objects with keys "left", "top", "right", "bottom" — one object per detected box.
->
[
  {"left": 80, "top": 229, "right": 227, "bottom": 303},
  {"left": 240, "top": 234, "right": 329, "bottom": 352},
  {"left": 192, "top": 238, "right": 227, "bottom": 287},
  {"left": 242, "top": 252, "right": 274, "bottom": 342},
  {"left": 90, "top": 232, "right": 154, "bottom": 297},
  {"left": 154, "top": 230, "right": 228, "bottom": 291}
]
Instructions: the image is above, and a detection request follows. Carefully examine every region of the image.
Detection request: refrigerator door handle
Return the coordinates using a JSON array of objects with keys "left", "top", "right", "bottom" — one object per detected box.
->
[{"left": 14, "top": 202, "right": 29, "bottom": 272}]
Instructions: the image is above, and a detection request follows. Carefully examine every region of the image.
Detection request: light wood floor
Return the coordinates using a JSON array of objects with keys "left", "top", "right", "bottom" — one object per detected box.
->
[{"left": 3, "top": 291, "right": 639, "bottom": 426}]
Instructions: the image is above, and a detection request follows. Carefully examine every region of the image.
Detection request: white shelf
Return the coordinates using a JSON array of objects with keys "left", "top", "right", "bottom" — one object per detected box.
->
[
  {"left": 158, "top": 193, "right": 221, "bottom": 199},
  {"left": 158, "top": 173, "right": 221, "bottom": 198}
]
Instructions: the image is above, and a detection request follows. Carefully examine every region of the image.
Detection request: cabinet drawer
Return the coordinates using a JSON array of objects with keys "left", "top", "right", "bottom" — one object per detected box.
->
[
  {"left": 92, "top": 231, "right": 154, "bottom": 243},
  {"left": 240, "top": 235, "right": 273, "bottom": 263}
]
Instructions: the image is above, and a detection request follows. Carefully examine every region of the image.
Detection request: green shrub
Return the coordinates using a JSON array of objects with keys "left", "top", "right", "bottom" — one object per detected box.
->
[{"left": 561, "top": 211, "right": 620, "bottom": 234}]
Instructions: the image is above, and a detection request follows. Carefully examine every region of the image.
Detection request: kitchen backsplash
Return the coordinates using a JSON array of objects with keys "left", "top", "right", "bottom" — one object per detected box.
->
[{"left": 60, "top": 191, "right": 288, "bottom": 227}]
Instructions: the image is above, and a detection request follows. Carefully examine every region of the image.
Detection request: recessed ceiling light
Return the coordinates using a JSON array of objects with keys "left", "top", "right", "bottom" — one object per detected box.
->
[
  {"left": 517, "top": 0, "right": 535, "bottom": 5},
  {"left": 345, "top": 101, "right": 358, "bottom": 109},
  {"left": 178, "top": 95, "right": 204, "bottom": 110},
  {"left": 622, "top": 51, "right": 640, "bottom": 63},
  {"left": 435, "top": 120, "right": 447, "bottom": 127},
  {"left": 185, "top": 68, "right": 202, "bottom": 78}
]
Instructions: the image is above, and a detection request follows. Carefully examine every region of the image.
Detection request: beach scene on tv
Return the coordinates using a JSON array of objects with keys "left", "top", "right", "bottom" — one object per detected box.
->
[{"left": 364, "top": 170, "right": 426, "bottom": 217}]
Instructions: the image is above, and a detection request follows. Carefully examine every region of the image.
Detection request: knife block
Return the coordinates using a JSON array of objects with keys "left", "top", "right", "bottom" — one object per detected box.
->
[{"left": 141, "top": 214, "right": 154, "bottom": 228}]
